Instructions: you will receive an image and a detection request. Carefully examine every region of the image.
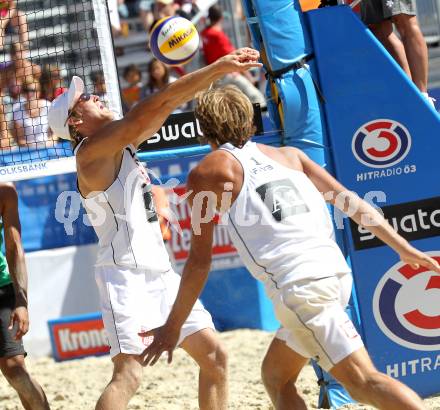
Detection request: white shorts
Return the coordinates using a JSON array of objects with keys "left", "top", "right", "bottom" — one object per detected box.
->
[
  {"left": 95, "top": 266, "right": 215, "bottom": 358},
  {"left": 273, "top": 273, "right": 364, "bottom": 372}
]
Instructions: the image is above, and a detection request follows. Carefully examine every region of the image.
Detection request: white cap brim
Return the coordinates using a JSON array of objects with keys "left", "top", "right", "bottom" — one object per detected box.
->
[
  {"left": 67, "top": 76, "right": 85, "bottom": 111},
  {"left": 47, "top": 76, "right": 85, "bottom": 140}
]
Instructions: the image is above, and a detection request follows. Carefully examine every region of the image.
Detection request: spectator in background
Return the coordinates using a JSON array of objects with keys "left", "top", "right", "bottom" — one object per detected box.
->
[
  {"left": 40, "top": 65, "right": 66, "bottom": 102},
  {"left": 121, "top": 64, "right": 143, "bottom": 109},
  {"left": 12, "top": 78, "right": 52, "bottom": 147},
  {"left": 90, "top": 71, "right": 107, "bottom": 100},
  {"left": 201, "top": 5, "right": 266, "bottom": 107},
  {"left": 0, "top": 74, "right": 24, "bottom": 145},
  {"left": 0, "top": 43, "right": 42, "bottom": 148},
  {"left": 361, "top": 0, "right": 434, "bottom": 106},
  {"left": 201, "top": 5, "right": 234, "bottom": 66},
  {"left": 118, "top": 0, "right": 138, "bottom": 17},
  {"left": 152, "top": 0, "right": 196, "bottom": 21},
  {"left": 152, "top": 0, "right": 179, "bottom": 21},
  {"left": 0, "top": 96, "right": 11, "bottom": 149},
  {"left": 0, "top": 0, "right": 29, "bottom": 62},
  {"left": 175, "top": 0, "right": 199, "bottom": 19},
  {"left": 0, "top": 182, "right": 50, "bottom": 410},
  {"left": 119, "top": 0, "right": 154, "bottom": 31},
  {"left": 11, "top": 43, "right": 40, "bottom": 85},
  {"left": 141, "top": 58, "right": 189, "bottom": 112},
  {"left": 138, "top": 1, "right": 154, "bottom": 31}
]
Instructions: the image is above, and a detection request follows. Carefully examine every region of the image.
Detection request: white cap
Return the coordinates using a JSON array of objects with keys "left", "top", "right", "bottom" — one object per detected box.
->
[{"left": 47, "top": 76, "right": 85, "bottom": 140}]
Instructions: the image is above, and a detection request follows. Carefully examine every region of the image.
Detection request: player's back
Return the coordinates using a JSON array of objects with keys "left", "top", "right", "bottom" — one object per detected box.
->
[{"left": 220, "top": 141, "right": 350, "bottom": 298}]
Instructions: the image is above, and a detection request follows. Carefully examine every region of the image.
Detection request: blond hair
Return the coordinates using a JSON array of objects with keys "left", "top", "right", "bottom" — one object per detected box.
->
[{"left": 195, "top": 85, "right": 255, "bottom": 148}]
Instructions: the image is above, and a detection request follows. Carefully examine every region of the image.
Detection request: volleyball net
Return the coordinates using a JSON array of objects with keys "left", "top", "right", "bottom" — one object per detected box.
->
[
  {"left": 0, "top": 0, "right": 274, "bottom": 182},
  {"left": 0, "top": 0, "right": 121, "bottom": 182}
]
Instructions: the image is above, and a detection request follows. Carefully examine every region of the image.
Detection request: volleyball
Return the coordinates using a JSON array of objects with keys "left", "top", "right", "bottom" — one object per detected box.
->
[{"left": 149, "top": 16, "right": 200, "bottom": 66}]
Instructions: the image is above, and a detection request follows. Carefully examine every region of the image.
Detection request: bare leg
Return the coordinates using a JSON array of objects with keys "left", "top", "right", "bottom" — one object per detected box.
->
[
  {"left": 95, "top": 353, "right": 143, "bottom": 410},
  {"left": 393, "top": 14, "right": 429, "bottom": 92},
  {"left": 370, "top": 20, "right": 412, "bottom": 78},
  {"left": 180, "top": 328, "right": 228, "bottom": 410},
  {"left": 330, "top": 347, "right": 426, "bottom": 410},
  {"left": 261, "top": 337, "right": 308, "bottom": 410},
  {"left": 0, "top": 355, "right": 49, "bottom": 410}
]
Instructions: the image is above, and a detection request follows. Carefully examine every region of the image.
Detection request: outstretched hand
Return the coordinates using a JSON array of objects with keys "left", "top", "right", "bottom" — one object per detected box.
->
[
  {"left": 138, "top": 324, "right": 180, "bottom": 366},
  {"left": 399, "top": 246, "right": 440, "bottom": 273},
  {"left": 217, "top": 47, "right": 263, "bottom": 73}
]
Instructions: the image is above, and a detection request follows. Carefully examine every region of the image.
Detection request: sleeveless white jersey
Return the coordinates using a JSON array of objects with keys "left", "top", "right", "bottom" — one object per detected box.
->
[
  {"left": 220, "top": 142, "right": 350, "bottom": 299},
  {"left": 76, "top": 142, "right": 171, "bottom": 272}
]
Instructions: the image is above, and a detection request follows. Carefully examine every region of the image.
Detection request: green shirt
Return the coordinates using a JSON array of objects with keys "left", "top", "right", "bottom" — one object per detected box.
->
[{"left": 0, "top": 222, "right": 12, "bottom": 288}]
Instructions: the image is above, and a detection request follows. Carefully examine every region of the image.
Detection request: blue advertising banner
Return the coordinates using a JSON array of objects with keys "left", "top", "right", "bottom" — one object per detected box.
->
[
  {"left": 15, "top": 173, "right": 96, "bottom": 252},
  {"left": 308, "top": 5, "right": 440, "bottom": 396}
]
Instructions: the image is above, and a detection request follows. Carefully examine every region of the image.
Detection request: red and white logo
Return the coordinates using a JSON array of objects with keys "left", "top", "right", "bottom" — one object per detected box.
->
[
  {"left": 373, "top": 252, "right": 440, "bottom": 350},
  {"left": 49, "top": 315, "right": 110, "bottom": 361},
  {"left": 352, "top": 119, "right": 411, "bottom": 168}
]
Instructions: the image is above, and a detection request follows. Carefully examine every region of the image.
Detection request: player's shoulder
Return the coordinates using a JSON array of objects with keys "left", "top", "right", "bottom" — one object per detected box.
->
[
  {"left": 257, "top": 144, "right": 305, "bottom": 167},
  {"left": 0, "top": 183, "right": 17, "bottom": 198},
  {"left": 0, "top": 183, "right": 18, "bottom": 209},
  {"left": 277, "top": 145, "right": 304, "bottom": 158},
  {"left": 188, "top": 149, "right": 240, "bottom": 187},
  {"left": 277, "top": 146, "right": 309, "bottom": 167}
]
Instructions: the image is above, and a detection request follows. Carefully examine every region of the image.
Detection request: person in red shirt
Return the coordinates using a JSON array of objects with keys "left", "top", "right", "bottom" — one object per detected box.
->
[
  {"left": 40, "top": 65, "right": 66, "bottom": 102},
  {"left": 201, "top": 7, "right": 235, "bottom": 65},
  {"left": 201, "top": 5, "right": 266, "bottom": 108}
]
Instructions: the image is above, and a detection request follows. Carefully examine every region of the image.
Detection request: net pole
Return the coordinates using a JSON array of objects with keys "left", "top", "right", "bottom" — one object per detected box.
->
[{"left": 91, "top": 0, "right": 123, "bottom": 119}]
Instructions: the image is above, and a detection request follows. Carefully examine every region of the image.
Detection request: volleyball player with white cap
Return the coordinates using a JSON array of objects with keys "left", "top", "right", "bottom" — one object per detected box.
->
[{"left": 47, "top": 48, "right": 262, "bottom": 410}]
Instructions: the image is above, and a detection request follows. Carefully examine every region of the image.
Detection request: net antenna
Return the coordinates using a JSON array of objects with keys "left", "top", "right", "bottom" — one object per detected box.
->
[{"left": 0, "top": 0, "right": 122, "bottom": 182}]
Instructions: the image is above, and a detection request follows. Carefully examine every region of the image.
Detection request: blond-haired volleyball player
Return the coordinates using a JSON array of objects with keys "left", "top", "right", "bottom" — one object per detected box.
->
[
  {"left": 47, "top": 48, "right": 262, "bottom": 410},
  {"left": 141, "top": 86, "right": 440, "bottom": 410}
]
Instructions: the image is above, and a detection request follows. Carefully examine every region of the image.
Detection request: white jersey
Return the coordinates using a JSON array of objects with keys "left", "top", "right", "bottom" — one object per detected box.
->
[
  {"left": 220, "top": 142, "right": 351, "bottom": 299},
  {"left": 76, "top": 142, "right": 171, "bottom": 272}
]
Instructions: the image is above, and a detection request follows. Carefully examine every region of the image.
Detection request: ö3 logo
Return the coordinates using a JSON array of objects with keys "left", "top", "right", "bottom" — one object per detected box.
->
[
  {"left": 352, "top": 119, "right": 412, "bottom": 168},
  {"left": 373, "top": 253, "right": 440, "bottom": 350}
]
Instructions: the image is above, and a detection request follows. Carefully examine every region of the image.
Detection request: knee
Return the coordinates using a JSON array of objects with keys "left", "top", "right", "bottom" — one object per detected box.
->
[
  {"left": 393, "top": 15, "right": 420, "bottom": 38},
  {"left": 113, "top": 365, "right": 142, "bottom": 394},
  {"left": 341, "top": 370, "right": 381, "bottom": 402},
  {"left": 261, "top": 355, "right": 286, "bottom": 392},
  {"left": 261, "top": 356, "right": 274, "bottom": 390},
  {"left": 1, "top": 356, "right": 29, "bottom": 390},
  {"left": 369, "top": 22, "right": 392, "bottom": 41},
  {"left": 200, "top": 342, "right": 228, "bottom": 381}
]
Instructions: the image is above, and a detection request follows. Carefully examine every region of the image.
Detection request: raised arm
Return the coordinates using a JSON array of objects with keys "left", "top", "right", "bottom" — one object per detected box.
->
[
  {"left": 79, "top": 48, "right": 261, "bottom": 163},
  {"left": 14, "top": 10, "right": 29, "bottom": 47},
  {"left": 0, "top": 183, "right": 29, "bottom": 340},
  {"left": 297, "top": 149, "right": 440, "bottom": 272}
]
